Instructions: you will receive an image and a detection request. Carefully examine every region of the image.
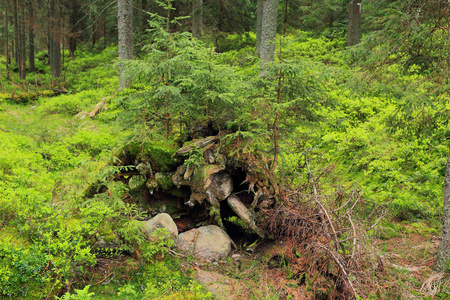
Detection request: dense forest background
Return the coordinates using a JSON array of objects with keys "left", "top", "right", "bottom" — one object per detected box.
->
[{"left": 0, "top": 0, "right": 450, "bottom": 299}]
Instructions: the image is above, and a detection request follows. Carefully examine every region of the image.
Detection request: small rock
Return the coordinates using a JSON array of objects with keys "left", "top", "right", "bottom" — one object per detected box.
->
[{"left": 232, "top": 254, "right": 241, "bottom": 261}]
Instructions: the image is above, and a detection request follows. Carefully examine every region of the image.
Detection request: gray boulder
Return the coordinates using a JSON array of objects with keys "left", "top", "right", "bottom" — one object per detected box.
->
[
  {"left": 176, "top": 225, "right": 232, "bottom": 262},
  {"left": 142, "top": 213, "right": 178, "bottom": 240},
  {"left": 176, "top": 229, "right": 198, "bottom": 252}
]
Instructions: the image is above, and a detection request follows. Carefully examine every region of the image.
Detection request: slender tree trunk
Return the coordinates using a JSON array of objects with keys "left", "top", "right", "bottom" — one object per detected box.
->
[
  {"left": 4, "top": 2, "right": 10, "bottom": 79},
  {"left": 118, "top": 0, "right": 133, "bottom": 90},
  {"left": 191, "top": 0, "right": 203, "bottom": 38},
  {"left": 13, "top": 0, "right": 19, "bottom": 67},
  {"left": 28, "top": 0, "right": 35, "bottom": 73},
  {"left": 14, "top": 0, "right": 26, "bottom": 79},
  {"left": 436, "top": 142, "right": 450, "bottom": 271},
  {"left": 48, "top": 0, "right": 62, "bottom": 79},
  {"left": 255, "top": 0, "right": 263, "bottom": 57},
  {"left": 19, "top": 1, "right": 26, "bottom": 79},
  {"left": 347, "top": 0, "right": 362, "bottom": 46},
  {"left": 0, "top": 3, "right": 4, "bottom": 56},
  {"left": 164, "top": 1, "right": 171, "bottom": 140},
  {"left": 259, "top": 0, "right": 279, "bottom": 77}
]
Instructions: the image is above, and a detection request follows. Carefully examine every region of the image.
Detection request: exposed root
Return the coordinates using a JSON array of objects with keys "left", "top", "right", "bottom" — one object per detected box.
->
[{"left": 420, "top": 272, "right": 445, "bottom": 297}]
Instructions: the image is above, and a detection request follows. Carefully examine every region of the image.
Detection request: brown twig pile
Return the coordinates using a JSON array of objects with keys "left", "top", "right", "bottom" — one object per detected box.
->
[{"left": 264, "top": 152, "right": 388, "bottom": 299}]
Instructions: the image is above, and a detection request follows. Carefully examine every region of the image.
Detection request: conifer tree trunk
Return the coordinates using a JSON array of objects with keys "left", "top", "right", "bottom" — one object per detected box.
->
[
  {"left": 191, "top": 0, "right": 203, "bottom": 38},
  {"left": 48, "top": 0, "right": 61, "bottom": 79},
  {"left": 19, "top": 1, "right": 26, "bottom": 79},
  {"left": 13, "top": 0, "right": 19, "bottom": 68},
  {"left": 13, "top": 0, "right": 26, "bottom": 79},
  {"left": 118, "top": 0, "right": 133, "bottom": 90},
  {"left": 255, "top": 0, "right": 263, "bottom": 57},
  {"left": 259, "top": 0, "right": 278, "bottom": 77},
  {"left": 347, "top": 0, "right": 362, "bottom": 46},
  {"left": 4, "top": 2, "right": 10, "bottom": 79},
  {"left": 436, "top": 142, "right": 450, "bottom": 271},
  {"left": 68, "top": 1, "right": 81, "bottom": 57},
  {"left": 28, "top": 0, "right": 35, "bottom": 73}
]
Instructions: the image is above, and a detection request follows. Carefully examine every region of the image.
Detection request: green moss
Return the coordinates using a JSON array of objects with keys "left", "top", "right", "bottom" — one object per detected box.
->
[
  {"left": 0, "top": 226, "right": 29, "bottom": 248},
  {"left": 209, "top": 207, "right": 224, "bottom": 228},
  {"left": 155, "top": 173, "right": 175, "bottom": 190},
  {"left": 408, "top": 221, "right": 438, "bottom": 236},
  {"left": 129, "top": 141, "right": 177, "bottom": 172}
]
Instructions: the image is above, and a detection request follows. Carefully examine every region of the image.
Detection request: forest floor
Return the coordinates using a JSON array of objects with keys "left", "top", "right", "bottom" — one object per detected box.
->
[
  {"left": 83, "top": 225, "right": 446, "bottom": 300},
  {"left": 194, "top": 228, "right": 447, "bottom": 299}
]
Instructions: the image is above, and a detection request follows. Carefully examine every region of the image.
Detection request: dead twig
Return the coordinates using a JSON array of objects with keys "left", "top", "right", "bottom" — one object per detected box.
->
[
  {"left": 91, "top": 271, "right": 114, "bottom": 286},
  {"left": 304, "top": 152, "right": 340, "bottom": 250},
  {"left": 315, "top": 243, "right": 358, "bottom": 300},
  {"left": 45, "top": 273, "right": 61, "bottom": 300}
]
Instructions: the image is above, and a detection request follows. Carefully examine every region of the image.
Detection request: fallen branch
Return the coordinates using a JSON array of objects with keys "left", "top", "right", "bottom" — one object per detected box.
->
[
  {"left": 89, "top": 96, "right": 113, "bottom": 118},
  {"left": 315, "top": 243, "right": 358, "bottom": 300}
]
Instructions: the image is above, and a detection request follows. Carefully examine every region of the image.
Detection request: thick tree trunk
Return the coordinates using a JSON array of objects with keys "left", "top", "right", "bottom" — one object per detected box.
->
[
  {"left": 436, "top": 143, "right": 450, "bottom": 271},
  {"left": 258, "top": 0, "right": 279, "bottom": 77},
  {"left": 347, "top": 0, "right": 362, "bottom": 46},
  {"left": 191, "top": 0, "right": 203, "bottom": 39},
  {"left": 255, "top": 0, "right": 263, "bottom": 57},
  {"left": 28, "top": 0, "right": 35, "bottom": 73},
  {"left": 118, "top": 0, "right": 133, "bottom": 90},
  {"left": 48, "top": 0, "right": 61, "bottom": 78},
  {"left": 68, "top": 1, "right": 81, "bottom": 57}
]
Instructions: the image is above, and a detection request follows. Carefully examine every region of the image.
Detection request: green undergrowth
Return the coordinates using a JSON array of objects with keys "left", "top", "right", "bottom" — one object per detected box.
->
[{"left": 0, "top": 24, "right": 448, "bottom": 298}]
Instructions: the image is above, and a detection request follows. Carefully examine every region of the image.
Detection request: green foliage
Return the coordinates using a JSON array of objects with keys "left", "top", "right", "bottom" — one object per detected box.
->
[
  {"left": 141, "top": 228, "right": 175, "bottom": 262},
  {"left": 0, "top": 5, "right": 449, "bottom": 297},
  {"left": 183, "top": 146, "right": 204, "bottom": 169},
  {"left": 216, "top": 32, "right": 256, "bottom": 53},
  {"left": 58, "top": 285, "right": 95, "bottom": 300},
  {"left": 116, "top": 1, "right": 250, "bottom": 142},
  {"left": 38, "top": 90, "right": 107, "bottom": 115}
]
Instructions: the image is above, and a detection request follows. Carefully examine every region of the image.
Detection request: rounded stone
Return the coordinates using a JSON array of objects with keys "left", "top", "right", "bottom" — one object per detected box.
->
[
  {"left": 194, "top": 225, "right": 232, "bottom": 262},
  {"left": 143, "top": 213, "right": 178, "bottom": 240}
]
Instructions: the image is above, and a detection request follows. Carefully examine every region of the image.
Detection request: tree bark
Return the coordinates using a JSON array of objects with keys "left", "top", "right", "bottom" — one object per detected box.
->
[
  {"left": 18, "top": 0, "right": 26, "bottom": 79},
  {"left": 191, "top": 0, "right": 203, "bottom": 39},
  {"left": 118, "top": 0, "right": 133, "bottom": 90},
  {"left": 13, "top": 0, "right": 19, "bottom": 68},
  {"left": 13, "top": 0, "right": 26, "bottom": 79},
  {"left": 255, "top": 0, "right": 263, "bottom": 57},
  {"left": 436, "top": 142, "right": 450, "bottom": 271},
  {"left": 347, "top": 0, "right": 362, "bottom": 46},
  {"left": 258, "top": 0, "right": 278, "bottom": 77},
  {"left": 28, "top": 0, "right": 35, "bottom": 73},
  {"left": 4, "top": 1, "right": 10, "bottom": 79},
  {"left": 68, "top": 1, "right": 81, "bottom": 57},
  {"left": 48, "top": 0, "right": 62, "bottom": 78}
]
